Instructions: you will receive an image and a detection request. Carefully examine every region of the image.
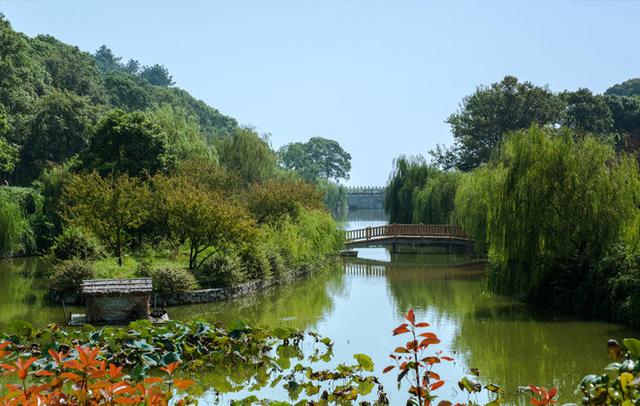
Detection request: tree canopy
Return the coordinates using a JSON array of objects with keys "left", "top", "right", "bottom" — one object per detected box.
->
[
  {"left": 278, "top": 137, "right": 351, "bottom": 182},
  {"left": 83, "top": 109, "right": 173, "bottom": 176}
]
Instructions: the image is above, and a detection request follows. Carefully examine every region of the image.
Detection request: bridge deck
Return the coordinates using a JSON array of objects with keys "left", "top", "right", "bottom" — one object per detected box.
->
[{"left": 345, "top": 224, "right": 473, "bottom": 248}]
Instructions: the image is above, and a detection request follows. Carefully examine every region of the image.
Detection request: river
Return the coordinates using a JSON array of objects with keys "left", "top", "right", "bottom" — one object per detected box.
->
[{"left": 0, "top": 208, "right": 637, "bottom": 404}]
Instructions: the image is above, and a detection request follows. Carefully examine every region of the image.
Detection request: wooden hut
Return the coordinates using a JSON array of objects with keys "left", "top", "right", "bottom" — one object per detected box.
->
[{"left": 81, "top": 278, "right": 152, "bottom": 324}]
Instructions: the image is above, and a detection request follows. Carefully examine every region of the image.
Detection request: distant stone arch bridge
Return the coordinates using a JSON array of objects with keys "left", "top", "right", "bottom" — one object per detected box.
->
[{"left": 346, "top": 186, "right": 385, "bottom": 210}]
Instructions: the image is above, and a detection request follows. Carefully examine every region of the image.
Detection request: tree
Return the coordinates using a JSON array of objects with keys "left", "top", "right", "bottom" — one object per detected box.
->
[
  {"left": 148, "top": 104, "right": 216, "bottom": 162},
  {"left": 84, "top": 109, "right": 173, "bottom": 176},
  {"left": 155, "top": 175, "right": 257, "bottom": 269},
  {"left": 384, "top": 155, "right": 440, "bottom": 223},
  {"left": 605, "top": 95, "right": 640, "bottom": 154},
  {"left": 561, "top": 89, "right": 614, "bottom": 136},
  {"left": 605, "top": 78, "right": 640, "bottom": 97},
  {"left": 93, "top": 45, "right": 122, "bottom": 72},
  {"left": 62, "top": 172, "right": 151, "bottom": 266},
  {"left": 0, "top": 14, "right": 47, "bottom": 140},
  {"left": 217, "top": 127, "right": 277, "bottom": 185},
  {"left": 123, "top": 59, "right": 140, "bottom": 75},
  {"left": 32, "top": 35, "right": 106, "bottom": 104},
  {"left": 436, "top": 76, "right": 564, "bottom": 171},
  {"left": 278, "top": 137, "right": 352, "bottom": 182},
  {"left": 455, "top": 125, "right": 640, "bottom": 303},
  {"left": 247, "top": 179, "right": 324, "bottom": 224},
  {"left": 140, "top": 64, "right": 174, "bottom": 87},
  {"left": 20, "top": 90, "right": 96, "bottom": 181},
  {"left": 103, "top": 71, "right": 151, "bottom": 111},
  {"left": 0, "top": 135, "right": 18, "bottom": 183}
]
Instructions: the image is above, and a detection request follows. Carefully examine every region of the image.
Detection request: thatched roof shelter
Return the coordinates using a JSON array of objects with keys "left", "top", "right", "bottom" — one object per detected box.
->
[{"left": 81, "top": 278, "right": 152, "bottom": 324}]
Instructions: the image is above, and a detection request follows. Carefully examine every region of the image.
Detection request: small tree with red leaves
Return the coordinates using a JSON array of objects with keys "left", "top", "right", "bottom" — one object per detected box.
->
[{"left": 383, "top": 309, "right": 453, "bottom": 406}]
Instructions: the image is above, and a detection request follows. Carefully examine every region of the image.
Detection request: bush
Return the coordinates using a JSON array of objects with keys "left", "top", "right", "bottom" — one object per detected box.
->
[
  {"left": 49, "top": 259, "right": 95, "bottom": 293},
  {"left": 247, "top": 179, "right": 324, "bottom": 224},
  {"left": 0, "top": 199, "right": 25, "bottom": 257},
  {"left": 49, "top": 226, "right": 105, "bottom": 261},
  {"left": 267, "top": 250, "right": 286, "bottom": 277},
  {"left": 240, "top": 244, "right": 272, "bottom": 281},
  {"left": 195, "top": 251, "right": 247, "bottom": 288},
  {"left": 137, "top": 267, "right": 198, "bottom": 294}
]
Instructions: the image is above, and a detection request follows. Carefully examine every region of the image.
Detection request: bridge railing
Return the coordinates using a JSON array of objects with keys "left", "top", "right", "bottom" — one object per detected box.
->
[{"left": 345, "top": 224, "right": 468, "bottom": 242}]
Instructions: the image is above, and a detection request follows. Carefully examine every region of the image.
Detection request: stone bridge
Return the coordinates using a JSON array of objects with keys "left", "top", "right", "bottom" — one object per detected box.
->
[{"left": 346, "top": 186, "right": 385, "bottom": 210}]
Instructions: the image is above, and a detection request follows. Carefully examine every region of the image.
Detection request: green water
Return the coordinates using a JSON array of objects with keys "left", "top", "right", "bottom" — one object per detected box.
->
[{"left": 0, "top": 209, "right": 637, "bottom": 404}]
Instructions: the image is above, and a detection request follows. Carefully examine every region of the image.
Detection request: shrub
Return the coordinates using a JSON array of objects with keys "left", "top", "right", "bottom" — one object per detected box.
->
[
  {"left": 195, "top": 251, "right": 247, "bottom": 288},
  {"left": 49, "top": 226, "right": 105, "bottom": 261},
  {"left": 267, "top": 250, "right": 286, "bottom": 277},
  {"left": 0, "top": 198, "right": 29, "bottom": 257},
  {"left": 49, "top": 259, "right": 95, "bottom": 293},
  {"left": 138, "top": 267, "right": 198, "bottom": 294},
  {"left": 240, "top": 244, "right": 272, "bottom": 281},
  {"left": 247, "top": 179, "right": 324, "bottom": 224}
]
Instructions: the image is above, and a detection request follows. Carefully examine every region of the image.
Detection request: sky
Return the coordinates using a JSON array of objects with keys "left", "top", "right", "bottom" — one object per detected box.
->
[{"left": 1, "top": 0, "right": 639, "bottom": 186}]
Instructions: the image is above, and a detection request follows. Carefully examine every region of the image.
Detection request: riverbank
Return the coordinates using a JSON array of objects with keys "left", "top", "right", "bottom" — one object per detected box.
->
[{"left": 47, "top": 259, "right": 336, "bottom": 307}]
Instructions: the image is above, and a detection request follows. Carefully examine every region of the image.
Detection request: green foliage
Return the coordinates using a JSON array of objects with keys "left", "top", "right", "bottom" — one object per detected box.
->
[
  {"left": 605, "top": 78, "right": 640, "bottom": 97},
  {"left": 0, "top": 197, "right": 28, "bottom": 257},
  {"left": 317, "top": 179, "right": 348, "bottom": 216},
  {"left": 412, "top": 170, "right": 461, "bottom": 224},
  {"left": 576, "top": 245, "right": 640, "bottom": 326},
  {"left": 49, "top": 226, "right": 104, "bottom": 261},
  {"left": 264, "top": 208, "right": 343, "bottom": 267},
  {"left": 0, "top": 319, "right": 384, "bottom": 404},
  {"left": 84, "top": 109, "right": 173, "bottom": 176},
  {"left": 137, "top": 266, "right": 198, "bottom": 294},
  {"left": 0, "top": 187, "right": 44, "bottom": 256},
  {"left": 458, "top": 126, "right": 640, "bottom": 307},
  {"left": 384, "top": 156, "right": 440, "bottom": 223},
  {"left": 154, "top": 174, "right": 258, "bottom": 270},
  {"left": 239, "top": 243, "right": 272, "bottom": 281},
  {"left": 435, "top": 75, "right": 564, "bottom": 171},
  {"left": 20, "top": 89, "right": 96, "bottom": 182},
  {"left": 578, "top": 338, "right": 640, "bottom": 404},
  {"left": 148, "top": 104, "right": 216, "bottom": 162},
  {"left": 48, "top": 259, "right": 94, "bottom": 293},
  {"left": 31, "top": 34, "right": 106, "bottom": 103},
  {"left": 103, "top": 70, "right": 151, "bottom": 111},
  {"left": 0, "top": 134, "right": 18, "bottom": 180},
  {"left": 561, "top": 88, "right": 614, "bottom": 136},
  {"left": 62, "top": 172, "right": 152, "bottom": 265},
  {"left": 247, "top": 179, "right": 324, "bottom": 224},
  {"left": 278, "top": 136, "right": 352, "bottom": 182},
  {"left": 452, "top": 167, "right": 494, "bottom": 255},
  {"left": 194, "top": 250, "right": 247, "bottom": 288},
  {"left": 217, "top": 127, "right": 277, "bottom": 185},
  {"left": 139, "top": 64, "right": 174, "bottom": 87}
]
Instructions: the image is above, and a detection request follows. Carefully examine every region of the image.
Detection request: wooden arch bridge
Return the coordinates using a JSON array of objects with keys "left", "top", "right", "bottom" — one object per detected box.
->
[{"left": 344, "top": 224, "right": 473, "bottom": 251}]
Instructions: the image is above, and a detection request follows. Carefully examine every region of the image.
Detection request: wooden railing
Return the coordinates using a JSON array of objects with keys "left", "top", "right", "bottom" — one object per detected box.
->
[{"left": 345, "top": 224, "right": 468, "bottom": 242}]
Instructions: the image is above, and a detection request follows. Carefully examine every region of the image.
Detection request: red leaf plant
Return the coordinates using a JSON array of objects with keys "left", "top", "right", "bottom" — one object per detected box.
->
[
  {"left": 384, "top": 309, "right": 453, "bottom": 406},
  {"left": 0, "top": 341, "right": 193, "bottom": 405}
]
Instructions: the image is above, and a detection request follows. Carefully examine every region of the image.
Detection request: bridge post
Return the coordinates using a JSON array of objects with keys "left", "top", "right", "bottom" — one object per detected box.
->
[{"left": 366, "top": 226, "right": 371, "bottom": 240}]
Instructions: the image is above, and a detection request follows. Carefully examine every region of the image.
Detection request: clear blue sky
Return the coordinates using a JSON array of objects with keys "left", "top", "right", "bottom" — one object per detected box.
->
[{"left": 1, "top": 0, "right": 638, "bottom": 185}]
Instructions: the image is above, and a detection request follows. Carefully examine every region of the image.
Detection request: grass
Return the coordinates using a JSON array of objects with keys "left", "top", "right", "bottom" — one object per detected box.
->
[{"left": 92, "top": 249, "right": 189, "bottom": 279}]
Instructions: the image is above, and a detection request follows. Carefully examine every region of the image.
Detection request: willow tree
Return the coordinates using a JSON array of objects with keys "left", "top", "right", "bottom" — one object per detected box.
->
[
  {"left": 412, "top": 170, "right": 461, "bottom": 224},
  {"left": 384, "top": 156, "right": 439, "bottom": 224},
  {"left": 473, "top": 125, "right": 640, "bottom": 302}
]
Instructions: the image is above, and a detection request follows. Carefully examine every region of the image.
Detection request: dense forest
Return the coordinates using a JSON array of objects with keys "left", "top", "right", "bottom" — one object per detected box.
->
[
  {"left": 0, "top": 15, "right": 351, "bottom": 298},
  {"left": 385, "top": 75, "right": 640, "bottom": 326}
]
